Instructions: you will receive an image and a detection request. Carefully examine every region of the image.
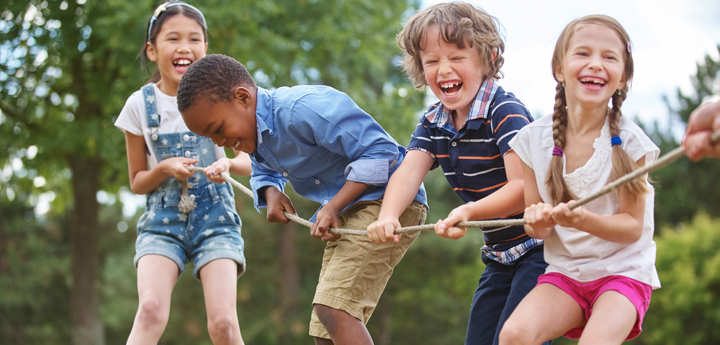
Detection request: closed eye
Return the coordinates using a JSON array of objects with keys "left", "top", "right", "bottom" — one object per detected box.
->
[{"left": 213, "top": 123, "right": 223, "bottom": 134}]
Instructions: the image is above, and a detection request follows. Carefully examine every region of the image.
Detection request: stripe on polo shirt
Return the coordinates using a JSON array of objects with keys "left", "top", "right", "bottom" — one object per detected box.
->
[
  {"left": 430, "top": 135, "right": 451, "bottom": 140},
  {"left": 495, "top": 114, "right": 531, "bottom": 132},
  {"left": 497, "top": 129, "right": 520, "bottom": 145},
  {"left": 453, "top": 181, "right": 507, "bottom": 193},
  {"left": 413, "top": 135, "right": 432, "bottom": 142},
  {"left": 444, "top": 166, "right": 505, "bottom": 176},
  {"left": 459, "top": 153, "right": 502, "bottom": 160},
  {"left": 459, "top": 138, "right": 494, "bottom": 143}
]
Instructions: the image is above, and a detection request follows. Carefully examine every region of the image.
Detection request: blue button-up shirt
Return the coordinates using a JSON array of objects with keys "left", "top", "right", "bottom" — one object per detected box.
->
[{"left": 249, "top": 85, "right": 427, "bottom": 221}]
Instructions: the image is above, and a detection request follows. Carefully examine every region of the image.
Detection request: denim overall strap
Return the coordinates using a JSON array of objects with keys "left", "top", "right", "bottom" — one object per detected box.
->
[{"left": 141, "top": 83, "right": 197, "bottom": 213}]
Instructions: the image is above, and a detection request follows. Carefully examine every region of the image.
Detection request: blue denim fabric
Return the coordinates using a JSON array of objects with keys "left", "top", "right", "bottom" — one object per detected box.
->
[
  {"left": 134, "top": 84, "right": 245, "bottom": 279},
  {"left": 465, "top": 245, "right": 551, "bottom": 345}
]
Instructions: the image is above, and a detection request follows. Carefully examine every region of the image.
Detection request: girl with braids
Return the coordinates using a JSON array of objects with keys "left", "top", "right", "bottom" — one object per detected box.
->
[
  {"left": 115, "top": 2, "right": 250, "bottom": 344},
  {"left": 499, "top": 15, "right": 660, "bottom": 344}
]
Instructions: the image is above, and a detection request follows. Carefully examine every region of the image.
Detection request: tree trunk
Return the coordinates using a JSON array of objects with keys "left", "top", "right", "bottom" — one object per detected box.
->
[
  {"left": 279, "top": 221, "right": 300, "bottom": 342},
  {"left": 69, "top": 156, "right": 105, "bottom": 345}
]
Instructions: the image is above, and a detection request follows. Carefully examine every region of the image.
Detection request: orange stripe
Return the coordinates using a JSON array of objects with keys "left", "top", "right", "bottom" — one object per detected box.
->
[
  {"left": 495, "top": 114, "right": 529, "bottom": 131},
  {"left": 502, "top": 210, "right": 524, "bottom": 218},
  {"left": 436, "top": 154, "right": 450, "bottom": 158},
  {"left": 498, "top": 233, "right": 528, "bottom": 243},
  {"left": 459, "top": 154, "right": 502, "bottom": 160},
  {"left": 453, "top": 181, "right": 507, "bottom": 193}
]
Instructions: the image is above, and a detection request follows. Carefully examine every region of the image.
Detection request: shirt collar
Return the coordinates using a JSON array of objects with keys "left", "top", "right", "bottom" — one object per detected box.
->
[
  {"left": 255, "top": 87, "right": 274, "bottom": 146},
  {"left": 424, "top": 78, "right": 499, "bottom": 127}
]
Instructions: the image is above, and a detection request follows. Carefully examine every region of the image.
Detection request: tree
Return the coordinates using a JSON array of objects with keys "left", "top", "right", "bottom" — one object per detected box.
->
[{"left": 647, "top": 46, "right": 720, "bottom": 227}]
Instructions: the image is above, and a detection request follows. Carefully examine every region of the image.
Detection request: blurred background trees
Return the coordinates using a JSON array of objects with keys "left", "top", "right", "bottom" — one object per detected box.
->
[{"left": 1, "top": 0, "right": 719, "bottom": 344}]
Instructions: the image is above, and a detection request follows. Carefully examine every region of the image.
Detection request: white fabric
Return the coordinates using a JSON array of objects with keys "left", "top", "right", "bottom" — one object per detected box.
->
[
  {"left": 509, "top": 115, "right": 661, "bottom": 289},
  {"left": 114, "top": 83, "right": 226, "bottom": 169}
]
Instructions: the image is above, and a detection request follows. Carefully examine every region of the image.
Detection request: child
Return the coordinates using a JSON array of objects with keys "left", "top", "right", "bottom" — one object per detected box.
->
[
  {"left": 176, "top": 54, "right": 428, "bottom": 345},
  {"left": 684, "top": 99, "right": 720, "bottom": 161},
  {"left": 114, "top": 2, "right": 251, "bottom": 344},
  {"left": 367, "top": 3, "right": 548, "bottom": 345},
  {"left": 499, "top": 15, "right": 660, "bottom": 344}
]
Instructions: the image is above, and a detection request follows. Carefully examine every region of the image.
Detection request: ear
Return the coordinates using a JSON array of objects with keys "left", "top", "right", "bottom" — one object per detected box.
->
[
  {"left": 617, "top": 72, "right": 627, "bottom": 91},
  {"left": 234, "top": 86, "right": 253, "bottom": 107},
  {"left": 146, "top": 42, "right": 157, "bottom": 62},
  {"left": 554, "top": 67, "right": 565, "bottom": 84}
]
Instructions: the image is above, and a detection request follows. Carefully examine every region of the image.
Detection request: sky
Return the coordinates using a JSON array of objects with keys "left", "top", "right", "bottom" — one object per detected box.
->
[{"left": 421, "top": 0, "right": 720, "bottom": 130}]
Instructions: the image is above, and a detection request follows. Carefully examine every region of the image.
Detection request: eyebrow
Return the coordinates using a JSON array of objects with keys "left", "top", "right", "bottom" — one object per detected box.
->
[{"left": 204, "top": 121, "right": 216, "bottom": 134}]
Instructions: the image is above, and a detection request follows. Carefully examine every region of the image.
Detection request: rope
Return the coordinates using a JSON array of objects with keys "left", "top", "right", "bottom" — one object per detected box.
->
[{"left": 187, "top": 128, "right": 720, "bottom": 236}]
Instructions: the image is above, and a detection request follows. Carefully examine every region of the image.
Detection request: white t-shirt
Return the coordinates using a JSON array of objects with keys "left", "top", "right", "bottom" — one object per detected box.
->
[
  {"left": 114, "top": 83, "right": 226, "bottom": 169},
  {"left": 509, "top": 115, "right": 661, "bottom": 289}
]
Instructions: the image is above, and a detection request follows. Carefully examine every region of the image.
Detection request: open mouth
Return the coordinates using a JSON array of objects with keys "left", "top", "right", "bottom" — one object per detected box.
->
[
  {"left": 233, "top": 140, "right": 241, "bottom": 150},
  {"left": 579, "top": 77, "right": 606, "bottom": 90},
  {"left": 173, "top": 58, "right": 192, "bottom": 73},
  {"left": 440, "top": 81, "right": 463, "bottom": 96}
]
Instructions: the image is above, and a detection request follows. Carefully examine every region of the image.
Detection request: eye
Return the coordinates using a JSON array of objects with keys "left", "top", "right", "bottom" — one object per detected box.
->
[
  {"left": 424, "top": 60, "right": 438, "bottom": 65},
  {"left": 452, "top": 57, "right": 464, "bottom": 61},
  {"left": 213, "top": 124, "right": 223, "bottom": 134}
]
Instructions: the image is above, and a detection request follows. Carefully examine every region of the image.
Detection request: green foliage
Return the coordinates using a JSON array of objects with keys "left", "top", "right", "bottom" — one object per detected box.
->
[{"left": 646, "top": 46, "right": 720, "bottom": 227}]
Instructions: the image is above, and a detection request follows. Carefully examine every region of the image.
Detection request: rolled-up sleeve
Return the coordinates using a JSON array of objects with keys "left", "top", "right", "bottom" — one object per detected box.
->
[
  {"left": 290, "top": 89, "right": 400, "bottom": 186},
  {"left": 249, "top": 161, "right": 288, "bottom": 212}
]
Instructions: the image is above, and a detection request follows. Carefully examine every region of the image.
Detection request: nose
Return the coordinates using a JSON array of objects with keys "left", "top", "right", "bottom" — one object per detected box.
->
[
  {"left": 438, "top": 59, "right": 452, "bottom": 75},
  {"left": 211, "top": 136, "right": 224, "bottom": 147},
  {"left": 587, "top": 54, "right": 603, "bottom": 71}
]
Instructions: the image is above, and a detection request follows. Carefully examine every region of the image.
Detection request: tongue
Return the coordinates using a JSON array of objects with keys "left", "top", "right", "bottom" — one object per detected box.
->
[{"left": 444, "top": 84, "right": 461, "bottom": 94}]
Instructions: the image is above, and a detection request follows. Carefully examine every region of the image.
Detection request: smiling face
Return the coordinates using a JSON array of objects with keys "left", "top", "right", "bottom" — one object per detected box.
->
[
  {"left": 555, "top": 24, "right": 627, "bottom": 109},
  {"left": 146, "top": 14, "right": 207, "bottom": 96},
  {"left": 181, "top": 86, "right": 259, "bottom": 154},
  {"left": 419, "top": 25, "right": 487, "bottom": 121}
]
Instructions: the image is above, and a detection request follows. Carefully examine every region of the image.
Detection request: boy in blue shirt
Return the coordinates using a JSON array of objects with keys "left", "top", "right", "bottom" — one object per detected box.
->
[
  {"left": 177, "top": 54, "right": 427, "bottom": 345},
  {"left": 367, "top": 3, "right": 549, "bottom": 345}
]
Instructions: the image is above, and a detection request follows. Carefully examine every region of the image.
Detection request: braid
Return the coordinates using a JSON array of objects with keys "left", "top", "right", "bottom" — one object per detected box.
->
[
  {"left": 608, "top": 88, "right": 650, "bottom": 197},
  {"left": 546, "top": 82, "right": 578, "bottom": 205}
]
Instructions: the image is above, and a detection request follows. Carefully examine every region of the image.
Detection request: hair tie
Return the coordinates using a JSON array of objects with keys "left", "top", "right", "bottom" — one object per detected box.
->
[
  {"left": 552, "top": 147, "right": 564, "bottom": 156},
  {"left": 611, "top": 136, "right": 622, "bottom": 146},
  {"left": 147, "top": 2, "right": 207, "bottom": 41}
]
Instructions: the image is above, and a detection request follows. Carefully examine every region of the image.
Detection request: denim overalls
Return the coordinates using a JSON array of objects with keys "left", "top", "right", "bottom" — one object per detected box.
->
[{"left": 134, "top": 84, "right": 246, "bottom": 279}]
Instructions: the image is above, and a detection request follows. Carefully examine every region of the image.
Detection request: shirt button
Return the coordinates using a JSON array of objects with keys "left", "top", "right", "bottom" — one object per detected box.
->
[
  {"left": 185, "top": 151, "right": 191, "bottom": 157},
  {"left": 315, "top": 180, "right": 320, "bottom": 185},
  {"left": 151, "top": 133, "right": 158, "bottom": 141},
  {"left": 451, "top": 142, "right": 457, "bottom": 147},
  {"left": 323, "top": 200, "right": 328, "bottom": 205},
  {"left": 183, "top": 134, "right": 190, "bottom": 141},
  {"left": 282, "top": 172, "right": 288, "bottom": 177}
]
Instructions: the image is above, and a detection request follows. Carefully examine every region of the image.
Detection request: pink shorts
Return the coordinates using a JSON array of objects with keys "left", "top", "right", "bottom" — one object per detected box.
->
[{"left": 537, "top": 272, "right": 652, "bottom": 340}]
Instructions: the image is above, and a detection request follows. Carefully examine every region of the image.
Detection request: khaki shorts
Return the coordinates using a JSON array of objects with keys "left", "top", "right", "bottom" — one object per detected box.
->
[{"left": 309, "top": 199, "right": 427, "bottom": 339}]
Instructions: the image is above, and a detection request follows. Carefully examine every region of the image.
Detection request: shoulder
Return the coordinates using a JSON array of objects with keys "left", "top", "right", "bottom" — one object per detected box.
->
[
  {"left": 490, "top": 87, "right": 532, "bottom": 120},
  {"left": 618, "top": 116, "right": 660, "bottom": 162},
  {"left": 273, "top": 85, "right": 344, "bottom": 105}
]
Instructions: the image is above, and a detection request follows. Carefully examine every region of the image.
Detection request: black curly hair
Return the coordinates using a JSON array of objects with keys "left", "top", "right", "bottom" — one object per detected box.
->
[{"left": 177, "top": 54, "right": 256, "bottom": 112}]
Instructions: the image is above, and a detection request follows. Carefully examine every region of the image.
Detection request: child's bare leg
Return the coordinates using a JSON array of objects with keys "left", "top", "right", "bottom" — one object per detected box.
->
[
  {"left": 499, "top": 283, "right": 585, "bottom": 345},
  {"left": 127, "top": 255, "right": 179, "bottom": 344},
  {"left": 313, "top": 304, "right": 373, "bottom": 345},
  {"left": 200, "top": 259, "right": 244, "bottom": 345},
  {"left": 578, "top": 291, "right": 636, "bottom": 345}
]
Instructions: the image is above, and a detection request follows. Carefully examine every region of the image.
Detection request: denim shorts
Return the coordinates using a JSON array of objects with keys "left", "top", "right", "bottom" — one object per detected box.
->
[{"left": 134, "top": 181, "right": 246, "bottom": 280}]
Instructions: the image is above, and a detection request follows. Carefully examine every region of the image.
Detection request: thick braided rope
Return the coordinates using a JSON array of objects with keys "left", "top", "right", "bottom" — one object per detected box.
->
[{"left": 187, "top": 129, "right": 719, "bottom": 236}]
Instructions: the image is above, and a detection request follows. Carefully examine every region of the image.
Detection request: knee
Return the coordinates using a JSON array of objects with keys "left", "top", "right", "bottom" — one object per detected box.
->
[
  {"left": 313, "top": 304, "right": 338, "bottom": 331},
  {"left": 498, "top": 320, "right": 531, "bottom": 345},
  {"left": 207, "top": 313, "right": 237, "bottom": 342},
  {"left": 136, "top": 297, "right": 168, "bottom": 328}
]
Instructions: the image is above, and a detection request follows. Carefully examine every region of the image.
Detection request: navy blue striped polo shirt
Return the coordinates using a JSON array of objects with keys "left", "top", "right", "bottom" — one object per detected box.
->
[{"left": 407, "top": 78, "right": 534, "bottom": 253}]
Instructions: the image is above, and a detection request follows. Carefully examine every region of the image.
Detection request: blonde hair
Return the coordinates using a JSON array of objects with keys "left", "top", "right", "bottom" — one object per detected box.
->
[
  {"left": 546, "top": 15, "right": 649, "bottom": 205},
  {"left": 397, "top": 2, "right": 504, "bottom": 89}
]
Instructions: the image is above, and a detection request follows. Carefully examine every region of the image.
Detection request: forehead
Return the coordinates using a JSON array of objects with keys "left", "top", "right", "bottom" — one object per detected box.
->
[
  {"left": 569, "top": 24, "right": 624, "bottom": 50},
  {"left": 421, "top": 25, "right": 472, "bottom": 50},
  {"left": 157, "top": 14, "right": 204, "bottom": 34}
]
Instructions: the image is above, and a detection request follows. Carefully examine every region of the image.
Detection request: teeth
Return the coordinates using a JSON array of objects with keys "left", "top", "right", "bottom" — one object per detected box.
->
[
  {"left": 233, "top": 141, "right": 240, "bottom": 150},
  {"left": 440, "top": 82, "right": 461, "bottom": 90},
  {"left": 174, "top": 60, "right": 191, "bottom": 66},
  {"left": 580, "top": 77, "right": 605, "bottom": 85}
]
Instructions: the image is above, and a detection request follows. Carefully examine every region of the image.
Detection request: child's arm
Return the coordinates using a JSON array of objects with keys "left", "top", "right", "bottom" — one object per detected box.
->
[
  {"left": 367, "top": 150, "right": 434, "bottom": 243},
  {"left": 312, "top": 180, "right": 369, "bottom": 242},
  {"left": 124, "top": 132, "right": 197, "bottom": 195},
  {"left": 520, "top": 160, "right": 556, "bottom": 239},
  {"left": 550, "top": 157, "right": 647, "bottom": 244},
  {"left": 204, "top": 149, "right": 252, "bottom": 184},
  {"left": 435, "top": 151, "right": 526, "bottom": 240}
]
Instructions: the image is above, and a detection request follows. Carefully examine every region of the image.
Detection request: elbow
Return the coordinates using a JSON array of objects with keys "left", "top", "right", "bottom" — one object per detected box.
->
[{"left": 623, "top": 226, "right": 643, "bottom": 244}]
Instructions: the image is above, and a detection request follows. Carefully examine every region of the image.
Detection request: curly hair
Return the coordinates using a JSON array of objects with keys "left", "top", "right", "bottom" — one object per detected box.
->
[
  {"left": 177, "top": 54, "right": 256, "bottom": 112},
  {"left": 397, "top": 2, "right": 505, "bottom": 89}
]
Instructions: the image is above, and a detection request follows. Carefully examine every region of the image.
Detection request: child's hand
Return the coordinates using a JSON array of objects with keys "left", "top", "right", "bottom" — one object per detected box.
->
[
  {"left": 367, "top": 217, "right": 402, "bottom": 243},
  {"left": 264, "top": 187, "right": 297, "bottom": 224},
  {"left": 312, "top": 204, "right": 342, "bottom": 242},
  {"left": 159, "top": 157, "right": 198, "bottom": 181},
  {"left": 204, "top": 158, "right": 232, "bottom": 184},
  {"left": 524, "top": 202, "right": 556, "bottom": 232},
  {"left": 684, "top": 130, "right": 719, "bottom": 162},
  {"left": 551, "top": 201, "right": 585, "bottom": 227},
  {"left": 435, "top": 205, "right": 471, "bottom": 240}
]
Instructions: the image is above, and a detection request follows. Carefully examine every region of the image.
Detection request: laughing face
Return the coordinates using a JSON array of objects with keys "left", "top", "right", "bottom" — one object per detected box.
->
[
  {"left": 146, "top": 14, "right": 207, "bottom": 96},
  {"left": 556, "top": 24, "right": 626, "bottom": 109},
  {"left": 419, "top": 25, "right": 487, "bottom": 124}
]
